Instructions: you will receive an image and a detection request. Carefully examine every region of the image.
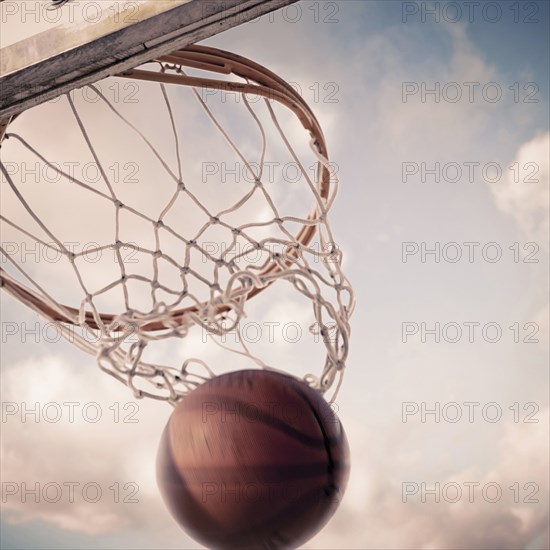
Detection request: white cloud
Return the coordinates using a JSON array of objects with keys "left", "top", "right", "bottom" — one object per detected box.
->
[
  {"left": 0, "top": 354, "right": 173, "bottom": 536},
  {"left": 305, "top": 410, "right": 549, "bottom": 549},
  {"left": 491, "top": 132, "right": 550, "bottom": 249}
]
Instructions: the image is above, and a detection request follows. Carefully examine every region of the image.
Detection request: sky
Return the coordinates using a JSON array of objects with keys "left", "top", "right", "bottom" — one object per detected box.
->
[{"left": 1, "top": 1, "right": 549, "bottom": 549}]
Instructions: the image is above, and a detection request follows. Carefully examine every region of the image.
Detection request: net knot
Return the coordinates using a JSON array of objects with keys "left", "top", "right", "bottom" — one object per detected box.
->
[{"left": 155, "top": 302, "right": 168, "bottom": 315}]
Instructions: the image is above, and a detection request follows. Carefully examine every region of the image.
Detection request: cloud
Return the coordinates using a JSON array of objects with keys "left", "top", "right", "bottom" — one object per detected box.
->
[
  {"left": 0, "top": 354, "right": 174, "bottom": 536},
  {"left": 306, "top": 410, "right": 549, "bottom": 549},
  {"left": 491, "top": 132, "right": 550, "bottom": 249},
  {"left": 360, "top": 22, "right": 501, "bottom": 159}
]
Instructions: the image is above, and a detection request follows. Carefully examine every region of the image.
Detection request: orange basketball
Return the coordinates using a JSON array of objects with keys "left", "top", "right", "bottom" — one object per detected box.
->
[{"left": 157, "top": 369, "right": 349, "bottom": 549}]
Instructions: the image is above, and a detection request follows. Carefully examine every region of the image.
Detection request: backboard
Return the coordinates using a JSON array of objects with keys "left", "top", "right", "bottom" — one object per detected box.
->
[{"left": 0, "top": 0, "right": 298, "bottom": 118}]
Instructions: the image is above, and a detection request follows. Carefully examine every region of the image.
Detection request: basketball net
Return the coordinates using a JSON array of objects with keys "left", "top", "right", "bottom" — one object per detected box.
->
[{"left": 0, "top": 46, "right": 354, "bottom": 405}]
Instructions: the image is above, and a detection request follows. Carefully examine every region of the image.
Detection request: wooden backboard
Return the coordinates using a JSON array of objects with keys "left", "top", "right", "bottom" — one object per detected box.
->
[{"left": 0, "top": 0, "right": 297, "bottom": 118}]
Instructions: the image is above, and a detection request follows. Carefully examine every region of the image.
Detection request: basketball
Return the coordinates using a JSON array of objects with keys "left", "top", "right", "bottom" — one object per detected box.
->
[{"left": 157, "top": 369, "right": 350, "bottom": 549}]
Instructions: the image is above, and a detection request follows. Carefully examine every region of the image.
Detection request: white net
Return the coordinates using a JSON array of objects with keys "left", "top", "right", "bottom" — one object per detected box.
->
[{"left": 0, "top": 46, "right": 354, "bottom": 405}]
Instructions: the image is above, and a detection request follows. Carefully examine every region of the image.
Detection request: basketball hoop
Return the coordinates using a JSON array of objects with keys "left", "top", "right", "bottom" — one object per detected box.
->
[{"left": 0, "top": 45, "right": 354, "bottom": 404}]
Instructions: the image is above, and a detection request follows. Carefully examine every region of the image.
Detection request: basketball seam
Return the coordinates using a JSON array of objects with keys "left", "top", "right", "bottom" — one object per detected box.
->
[
  {"left": 289, "top": 382, "right": 340, "bottom": 499},
  {"left": 178, "top": 395, "right": 334, "bottom": 449}
]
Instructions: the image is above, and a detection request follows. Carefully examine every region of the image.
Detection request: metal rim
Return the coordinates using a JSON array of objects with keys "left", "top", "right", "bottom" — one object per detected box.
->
[{"left": 0, "top": 45, "right": 331, "bottom": 331}]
